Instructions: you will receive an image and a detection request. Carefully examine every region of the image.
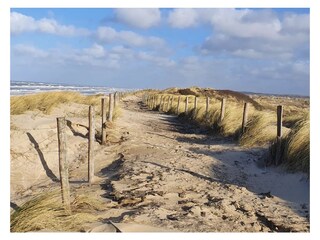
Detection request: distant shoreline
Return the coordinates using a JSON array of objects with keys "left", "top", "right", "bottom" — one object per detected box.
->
[
  {"left": 10, "top": 80, "right": 309, "bottom": 99},
  {"left": 10, "top": 80, "right": 138, "bottom": 96}
]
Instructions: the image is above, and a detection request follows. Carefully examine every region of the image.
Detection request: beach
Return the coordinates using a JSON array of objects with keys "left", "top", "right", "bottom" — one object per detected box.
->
[{"left": 10, "top": 91, "right": 309, "bottom": 232}]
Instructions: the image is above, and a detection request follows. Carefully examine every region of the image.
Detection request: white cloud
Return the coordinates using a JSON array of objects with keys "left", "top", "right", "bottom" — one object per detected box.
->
[
  {"left": 83, "top": 44, "right": 105, "bottom": 58},
  {"left": 13, "top": 44, "right": 48, "bottom": 58},
  {"left": 115, "top": 8, "right": 161, "bottom": 29},
  {"left": 137, "top": 51, "right": 175, "bottom": 67},
  {"left": 11, "top": 12, "right": 37, "bottom": 34},
  {"left": 195, "top": 9, "right": 309, "bottom": 61},
  {"left": 96, "top": 26, "right": 165, "bottom": 48},
  {"left": 168, "top": 9, "right": 199, "bottom": 28},
  {"left": 11, "top": 11, "right": 90, "bottom": 36}
]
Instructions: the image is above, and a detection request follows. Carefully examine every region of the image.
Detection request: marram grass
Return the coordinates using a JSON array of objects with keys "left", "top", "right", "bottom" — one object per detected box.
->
[
  {"left": 269, "top": 116, "right": 309, "bottom": 173},
  {"left": 10, "top": 189, "right": 107, "bottom": 232},
  {"left": 11, "top": 91, "right": 103, "bottom": 115}
]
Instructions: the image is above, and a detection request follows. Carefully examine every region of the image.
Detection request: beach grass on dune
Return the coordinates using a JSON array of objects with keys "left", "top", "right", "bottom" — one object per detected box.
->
[
  {"left": 10, "top": 189, "right": 107, "bottom": 232},
  {"left": 11, "top": 91, "right": 103, "bottom": 115},
  {"left": 269, "top": 115, "right": 309, "bottom": 173}
]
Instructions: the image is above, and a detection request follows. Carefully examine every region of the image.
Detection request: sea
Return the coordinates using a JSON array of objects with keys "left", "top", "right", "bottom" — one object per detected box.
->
[{"left": 10, "top": 81, "right": 137, "bottom": 96}]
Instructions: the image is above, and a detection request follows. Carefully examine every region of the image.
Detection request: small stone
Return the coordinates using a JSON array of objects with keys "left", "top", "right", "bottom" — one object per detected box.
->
[{"left": 167, "top": 214, "right": 179, "bottom": 221}]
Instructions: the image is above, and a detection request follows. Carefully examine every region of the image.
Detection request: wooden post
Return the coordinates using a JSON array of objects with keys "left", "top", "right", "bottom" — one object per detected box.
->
[
  {"left": 101, "top": 98, "right": 106, "bottom": 144},
  {"left": 114, "top": 92, "right": 118, "bottom": 109},
  {"left": 185, "top": 96, "right": 189, "bottom": 114},
  {"left": 275, "top": 105, "right": 283, "bottom": 165},
  {"left": 164, "top": 96, "right": 169, "bottom": 112},
  {"left": 206, "top": 97, "right": 210, "bottom": 116},
  {"left": 241, "top": 103, "right": 249, "bottom": 134},
  {"left": 153, "top": 95, "right": 156, "bottom": 109},
  {"left": 177, "top": 96, "right": 181, "bottom": 114},
  {"left": 169, "top": 96, "right": 173, "bottom": 111},
  {"left": 88, "top": 106, "right": 95, "bottom": 185},
  {"left": 57, "top": 117, "right": 71, "bottom": 210},
  {"left": 159, "top": 95, "right": 163, "bottom": 111},
  {"left": 108, "top": 93, "right": 114, "bottom": 122},
  {"left": 220, "top": 98, "right": 226, "bottom": 122},
  {"left": 194, "top": 97, "right": 198, "bottom": 109}
]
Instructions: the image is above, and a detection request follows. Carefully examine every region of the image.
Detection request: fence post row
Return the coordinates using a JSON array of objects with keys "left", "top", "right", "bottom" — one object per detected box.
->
[
  {"left": 220, "top": 98, "right": 226, "bottom": 122},
  {"left": 108, "top": 93, "right": 114, "bottom": 122},
  {"left": 88, "top": 106, "right": 95, "bottom": 185},
  {"left": 56, "top": 117, "right": 71, "bottom": 211},
  {"left": 101, "top": 98, "right": 107, "bottom": 144},
  {"left": 275, "top": 105, "right": 283, "bottom": 165},
  {"left": 241, "top": 102, "right": 249, "bottom": 133}
]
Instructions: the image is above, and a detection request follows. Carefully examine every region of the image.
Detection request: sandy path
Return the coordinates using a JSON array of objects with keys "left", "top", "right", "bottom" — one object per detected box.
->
[
  {"left": 10, "top": 95, "right": 309, "bottom": 232},
  {"left": 90, "top": 95, "right": 309, "bottom": 232}
]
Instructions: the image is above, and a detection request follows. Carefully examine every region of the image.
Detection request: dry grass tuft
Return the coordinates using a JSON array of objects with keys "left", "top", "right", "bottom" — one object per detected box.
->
[
  {"left": 240, "top": 111, "right": 277, "bottom": 147},
  {"left": 269, "top": 116, "right": 309, "bottom": 173},
  {"left": 219, "top": 104, "right": 243, "bottom": 137},
  {"left": 10, "top": 189, "right": 107, "bottom": 232},
  {"left": 11, "top": 92, "right": 102, "bottom": 115}
]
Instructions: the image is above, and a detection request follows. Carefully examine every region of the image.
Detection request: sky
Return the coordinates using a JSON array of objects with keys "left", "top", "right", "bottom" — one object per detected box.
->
[{"left": 10, "top": 8, "right": 310, "bottom": 95}]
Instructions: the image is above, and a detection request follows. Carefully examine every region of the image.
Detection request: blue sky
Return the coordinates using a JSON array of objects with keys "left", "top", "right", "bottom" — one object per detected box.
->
[{"left": 10, "top": 8, "right": 309, "bottom": 95}]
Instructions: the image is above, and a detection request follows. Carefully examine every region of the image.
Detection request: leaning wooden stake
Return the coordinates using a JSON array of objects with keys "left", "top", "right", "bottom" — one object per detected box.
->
[
  {"left": 220, "top": 98, "right": 226, "bottom": 122},
  {"left": 165, "top": 96, "right": 169, "bottom": 112},
  {"left": 241, "top": 102, "right": 249, "bottom": 133},
  {"left": 194, "top": 97, "right": 198, "bottom": 110},
  {"left": 108, "top": 93, "right": 114, "bottom": 122},
  {"left": 275, "top": 105, "right": 283, "bottom": 165},
  {"left": 206, "top": 97, "right": 210, "bottom": 116},
  {"left": 88, "top": 106, "right": 95, "bottom": 185},
  {"left": 57, "top": 117, "right": 71, "bottom": 211},
  {"left": 177, "top": 96, "right": 181, "bottom": 114},
  {"left": 185, "top": 96, "right": 189, "bottom": 114},
  {"left": 101, "top": 98, "right": 107, "bottom": 144},
  {"left": 159, "top": 95, "right": 163, "bottom": 111},
  {"left": 114, "top": 92, "right": 118, "bottom": 109},
  {"left": 169, "top": 96, "right": 173, "bottom": 111}
]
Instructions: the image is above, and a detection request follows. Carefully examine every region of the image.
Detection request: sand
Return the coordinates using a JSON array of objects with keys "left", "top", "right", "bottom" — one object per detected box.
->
[{"left": 10, "top": 95, "right": 309, "bottom": 232}]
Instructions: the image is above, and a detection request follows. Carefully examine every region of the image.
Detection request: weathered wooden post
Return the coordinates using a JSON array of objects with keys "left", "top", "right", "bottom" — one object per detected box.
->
[
  {"left": 153, "top": 95, "right": 156, "bottom": 110},
  {"left": 114, "top": 92, "right": 118, "bottom": 109},
  {"left": 241, "top": 103, "right": 249, "bottom": 134},
  {"left": 88, "top": 106, "right": 95, "bottom": 185},
  {"left": 164, "top": 96, "right": 169, "bottom": 112},
  {"left": 159, "top": 95, "right": 163, "bottom": 111},
  {"left": 108, "top": 93, "right": 114, "bottom": 122},
  {"left": 169, "top": 96, "right": 173, "bottom": 111},
  {"left": 185, "top": 96, "right": 189, "bottom": 114},
  {"left": 101, "top": 98, "right": 107, "bottom": 144},
  {"left": 194, "top": 96, "right": 198, "bottom": 110},
  {"left": 206, "top": 97, "right": 210, "bottom": 116},
  {"left": 57, "top": 117, "right": 71, "bottom": 211},
  {"left": 275, "top": 105, "right": 283, "bottom": 165},
  {"left": 220, "top": 98, "right": 226, "bottom": 122},
  {"left": 177, "top": 96, "right": 181, "bottom": 114}
]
